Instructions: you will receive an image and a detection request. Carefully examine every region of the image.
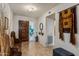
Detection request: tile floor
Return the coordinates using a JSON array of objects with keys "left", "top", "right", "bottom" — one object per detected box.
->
[{"left": 21, "top": 42, "right": 53, "bottom": 56}]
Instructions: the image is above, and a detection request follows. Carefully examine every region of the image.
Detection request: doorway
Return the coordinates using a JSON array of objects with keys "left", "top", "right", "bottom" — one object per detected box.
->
[
  {"left": 19, "top": 20, "right": 29, "bottom": 42},
  {"left": 46, "top": 14, "right": 55, "bottom": 46}
]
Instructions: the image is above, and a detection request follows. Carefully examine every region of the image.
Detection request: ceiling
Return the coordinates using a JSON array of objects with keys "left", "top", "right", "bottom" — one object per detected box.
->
[
  {"left": 9, "top": 3, "right": 59, "bottom": 18},
  {"left": 46, "top": 13, "right": 55, "bottom": 20}
]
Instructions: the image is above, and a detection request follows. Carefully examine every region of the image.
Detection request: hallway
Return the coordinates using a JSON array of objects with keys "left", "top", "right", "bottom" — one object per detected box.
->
[
  {"left": 22, "top": 42, "right": 53, "bottom": 56},
  {"left": 0, "top": 3, "right": 55, "bottom": 56},
  {"left": 1, "top": 3, "right": 78, "bottom": 56}
]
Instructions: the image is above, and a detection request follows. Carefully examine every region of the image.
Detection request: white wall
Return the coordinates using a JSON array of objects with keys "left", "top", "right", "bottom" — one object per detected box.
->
[
  {"left": 54, "top": 4, "right": 79, "bottom": 56},
  {"left": 0, "top": 3, "right": 13, "bottom": 35},
  {"left": 38, "top": 16, "right": 47, "bottom": 46},
  {"left": 13, "top": 15, "right": 37, "bottom": 40},
  {"left": 38, "top": 3, "right": 79, "bottom": 55},
  {"left": 29, "top": 21, "right": 36, "bottom": 42}
]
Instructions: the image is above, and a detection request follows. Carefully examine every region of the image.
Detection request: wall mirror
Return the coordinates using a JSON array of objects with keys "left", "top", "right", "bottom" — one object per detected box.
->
[
  {"left": 39, "top": 23, "right": 44, "bottom": 35},
  {"left": 39, "top": 23, "right": 43, "bottom": 30}
]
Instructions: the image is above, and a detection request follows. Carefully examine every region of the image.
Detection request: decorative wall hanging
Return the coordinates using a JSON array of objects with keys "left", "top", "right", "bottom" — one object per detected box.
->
[
  {"left": 4, "top": 17, "right": 8, "bottom": 30},
  {"left": 29, "top": 25, "right": 34, "bottom": 36},
  {"left": 39, "top": 23, "right": 44, "bottom": 36},
  {"left": 59, "top": 6, "right": 77, "bottom": 45},
  {"left": 40, "top": 23, "right": 43, "bottom": 30}
]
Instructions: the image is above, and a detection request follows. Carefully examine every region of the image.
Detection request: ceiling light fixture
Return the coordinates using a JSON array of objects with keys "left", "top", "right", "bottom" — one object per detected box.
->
[{"left": 25, "top": 5, "right": 37, "bottom": 12}]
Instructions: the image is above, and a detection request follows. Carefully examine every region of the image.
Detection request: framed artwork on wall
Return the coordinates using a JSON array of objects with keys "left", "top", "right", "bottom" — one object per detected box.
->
[
  {"left": 39, "top": 23, "right": 43, "bottom": 30},
  {"left": 59, "top": 6, "right": 77, "bottom": 45},
  {"left": 4, "top": 17, "right": 8, "bottom": 30},
  {"left": 39, "top": 23, "right": 44, "bottom": 36}
]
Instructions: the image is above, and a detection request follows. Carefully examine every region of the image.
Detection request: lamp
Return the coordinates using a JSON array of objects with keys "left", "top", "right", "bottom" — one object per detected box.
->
[{"left": 25, "top": 5, "right": 37, "bottom": 12}]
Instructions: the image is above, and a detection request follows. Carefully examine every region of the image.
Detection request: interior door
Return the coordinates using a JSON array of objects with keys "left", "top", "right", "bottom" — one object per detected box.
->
[{"left": 19, "top": 20, "right": 29, "bottom": 41}]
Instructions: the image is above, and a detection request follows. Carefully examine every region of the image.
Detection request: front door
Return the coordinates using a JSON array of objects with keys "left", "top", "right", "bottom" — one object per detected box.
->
[{"left": 19, "top": 20, "right": 29, "bottom": 41}]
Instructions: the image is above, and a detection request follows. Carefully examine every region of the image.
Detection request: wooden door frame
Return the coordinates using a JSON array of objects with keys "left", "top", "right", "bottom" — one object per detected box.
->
[{"left": 19, "top": 20, "right": 29, "bottom": 42}]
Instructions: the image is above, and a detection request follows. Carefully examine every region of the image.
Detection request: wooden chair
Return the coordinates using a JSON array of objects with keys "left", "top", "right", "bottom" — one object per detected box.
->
[
  {"left": 0, "top": 31, "right": 21, "bottom": 56},
  {"left": 10, "top": 31, "right": 21, "bottom": 56}
]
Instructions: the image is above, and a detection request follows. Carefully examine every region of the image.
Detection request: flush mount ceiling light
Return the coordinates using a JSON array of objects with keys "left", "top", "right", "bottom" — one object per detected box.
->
[{"left": 25, "top": 5, "right": 37, "bottom": 12}]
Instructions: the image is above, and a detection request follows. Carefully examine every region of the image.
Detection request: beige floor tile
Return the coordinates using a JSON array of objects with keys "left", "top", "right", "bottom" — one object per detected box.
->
[{"left": 21, "top": 42, "right": 53, "bottom": 56}]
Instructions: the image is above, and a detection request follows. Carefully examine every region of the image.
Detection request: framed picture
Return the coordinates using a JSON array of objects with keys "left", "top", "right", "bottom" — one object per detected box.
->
[
  {"left": 39, "top": 23, "right": 43, "bottom": 30},
  {"left": 4, "top": 17, "right": 8, "bottom": 30},
  {"left": 39, "top": 23, "right": 44, "bottom": 35}
]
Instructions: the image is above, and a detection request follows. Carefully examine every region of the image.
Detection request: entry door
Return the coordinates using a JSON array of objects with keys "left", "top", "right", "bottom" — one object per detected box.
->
[{"left": 19, "top": 20, "right": 29, "bottom": 41}]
